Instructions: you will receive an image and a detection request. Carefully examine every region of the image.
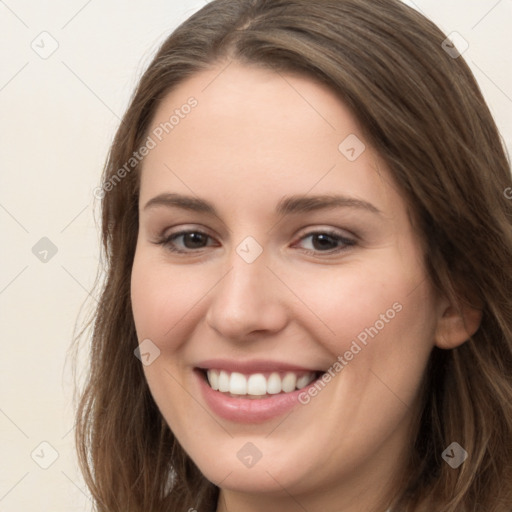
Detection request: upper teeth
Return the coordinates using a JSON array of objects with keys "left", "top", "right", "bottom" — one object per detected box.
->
[{"left": 206, "top": 370, "right": 317, "bottom": 396}]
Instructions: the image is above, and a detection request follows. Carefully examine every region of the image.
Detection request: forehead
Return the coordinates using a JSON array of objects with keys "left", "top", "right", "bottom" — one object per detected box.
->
[{"left": 139, "top": 61, "right": 401, "bottom": 219}]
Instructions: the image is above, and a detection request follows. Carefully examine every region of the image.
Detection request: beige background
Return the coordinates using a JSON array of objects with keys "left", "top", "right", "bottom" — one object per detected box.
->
[{"left": 1, "top": 1, "right": 511, "bottom": 510}]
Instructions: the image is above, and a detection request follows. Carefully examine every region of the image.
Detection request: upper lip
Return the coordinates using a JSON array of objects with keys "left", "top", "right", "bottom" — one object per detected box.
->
[{"left": 195, "top": 358, "right": 323, "bottom": 374}]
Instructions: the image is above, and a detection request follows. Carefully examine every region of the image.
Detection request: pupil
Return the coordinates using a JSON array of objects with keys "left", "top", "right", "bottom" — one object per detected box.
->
[
  {"left": 185, "top": 233, "right": 206, "bottom": 248},
  {"left": 313, "top": 234, "right": 335, "bottom": 250}
]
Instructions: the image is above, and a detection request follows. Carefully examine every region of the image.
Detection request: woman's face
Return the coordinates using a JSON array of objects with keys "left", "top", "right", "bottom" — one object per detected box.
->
[{"left": 131, "top": 62, "right": 446, "bottom": 511}]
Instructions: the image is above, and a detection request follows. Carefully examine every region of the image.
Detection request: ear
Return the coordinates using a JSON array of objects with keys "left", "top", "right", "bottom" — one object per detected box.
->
[{"left": 434, "top": 295, "right": 483, "bottom": 349}]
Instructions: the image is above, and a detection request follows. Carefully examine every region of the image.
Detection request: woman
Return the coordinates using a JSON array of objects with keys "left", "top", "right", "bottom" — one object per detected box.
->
[{"left": 75, "top": 0, "right": 512, "bottom": 510}]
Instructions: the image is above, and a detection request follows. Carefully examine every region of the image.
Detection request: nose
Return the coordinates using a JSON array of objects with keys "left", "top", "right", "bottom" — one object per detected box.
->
[{"left": 205, "top": 249, "right": 288, "bottom": 341}]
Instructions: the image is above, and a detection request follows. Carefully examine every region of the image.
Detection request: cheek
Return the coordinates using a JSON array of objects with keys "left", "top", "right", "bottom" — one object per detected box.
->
[
  {"left": 130, "top": 251, "right": 203, "bottom": 343},
  {"left": 291, "top": 251, "right": 438, "bottom": 415},
  {"left": 131, "top": 263, "right": 166, "bottom": 340},
  {"left": 130, "top": 252, "right": 204, "bottom": 427},
  {"left": 292, "top": 255, "right": 433, "bottom": 353}
]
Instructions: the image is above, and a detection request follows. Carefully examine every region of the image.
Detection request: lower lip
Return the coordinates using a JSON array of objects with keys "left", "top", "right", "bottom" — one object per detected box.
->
[{"left": 195, "top": 369, "right": 318, "bottom": 424}]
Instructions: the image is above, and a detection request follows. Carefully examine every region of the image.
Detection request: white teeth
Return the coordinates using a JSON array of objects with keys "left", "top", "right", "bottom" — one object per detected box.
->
[
  {"left": 218, "top": 370, "right": 230, "bottom": 392},
  {"left": 266, "top": 372, "right": 282, "bottom": 394},
  {"left": 247, "top": 374, "right": 267, "bottom": 395},
  {"left": 205, "top": 369, "right": 318, "bottom": 396},
  {"left": 229, "top": 372, "right": 247, "bottom": 394},
  {"left": 281, "top": 372, "right": 297, "bottom": 392},
  {"left": 296, "top": 373, "right": 314, "bottom": 389},
  {"left": 207, "top": 369, "right": 219, "bottom": 391}
]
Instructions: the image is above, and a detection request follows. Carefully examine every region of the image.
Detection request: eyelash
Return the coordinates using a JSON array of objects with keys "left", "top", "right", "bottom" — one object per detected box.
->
[{"left": 154, "top": 228, "right": 356, "bottom": 256}]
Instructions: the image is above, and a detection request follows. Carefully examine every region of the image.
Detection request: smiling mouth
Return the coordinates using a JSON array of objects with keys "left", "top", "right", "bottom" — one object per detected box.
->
[{"left": 197, "top": 368, "right": 324, "bottom": 399}]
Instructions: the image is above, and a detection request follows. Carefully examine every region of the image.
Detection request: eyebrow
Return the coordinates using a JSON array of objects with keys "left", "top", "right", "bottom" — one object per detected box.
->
[{"left": 143, "top": 192, "right": 382, "bottom": 216}]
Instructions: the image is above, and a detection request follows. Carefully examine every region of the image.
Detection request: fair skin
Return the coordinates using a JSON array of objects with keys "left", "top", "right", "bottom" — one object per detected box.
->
[{"left": 130, "top": 61, "right": 481, "bottom": 512}]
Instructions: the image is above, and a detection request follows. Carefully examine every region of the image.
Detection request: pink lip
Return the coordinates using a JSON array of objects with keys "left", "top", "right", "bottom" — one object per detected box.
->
[
  {"left": 194, "top": 368, "right": 320, "bottom": 424},
  {"left": 196, "top": 358, "right": 321, "bottom": 374}
]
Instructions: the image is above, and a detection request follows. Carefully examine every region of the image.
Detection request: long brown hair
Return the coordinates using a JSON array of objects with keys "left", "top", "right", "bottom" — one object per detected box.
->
[{"left": 74, "top": 0, "right": 512, "bottom": 510}]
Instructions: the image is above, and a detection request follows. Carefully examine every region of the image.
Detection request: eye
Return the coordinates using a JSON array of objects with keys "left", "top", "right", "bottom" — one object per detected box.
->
[
  {"left": 154, "top": 228, "right": 356, "bottom": 256},
  {"left": 155, "top": 229, "right": 217, "bottom": 253},
  {"left": 293, "top": 229, "right": 356, "bottom": 255}
]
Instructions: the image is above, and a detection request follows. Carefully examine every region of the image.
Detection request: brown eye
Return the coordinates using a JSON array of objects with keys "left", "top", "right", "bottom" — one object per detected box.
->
[
  {"left": 294, "top": 230, "right": 356, "bottom": 255},
  {"left": 178, "top": 232, "right": 209, "bottom": 249},
  {"left": 157, "top": 230, "right": 216, "bottom": 253}
]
